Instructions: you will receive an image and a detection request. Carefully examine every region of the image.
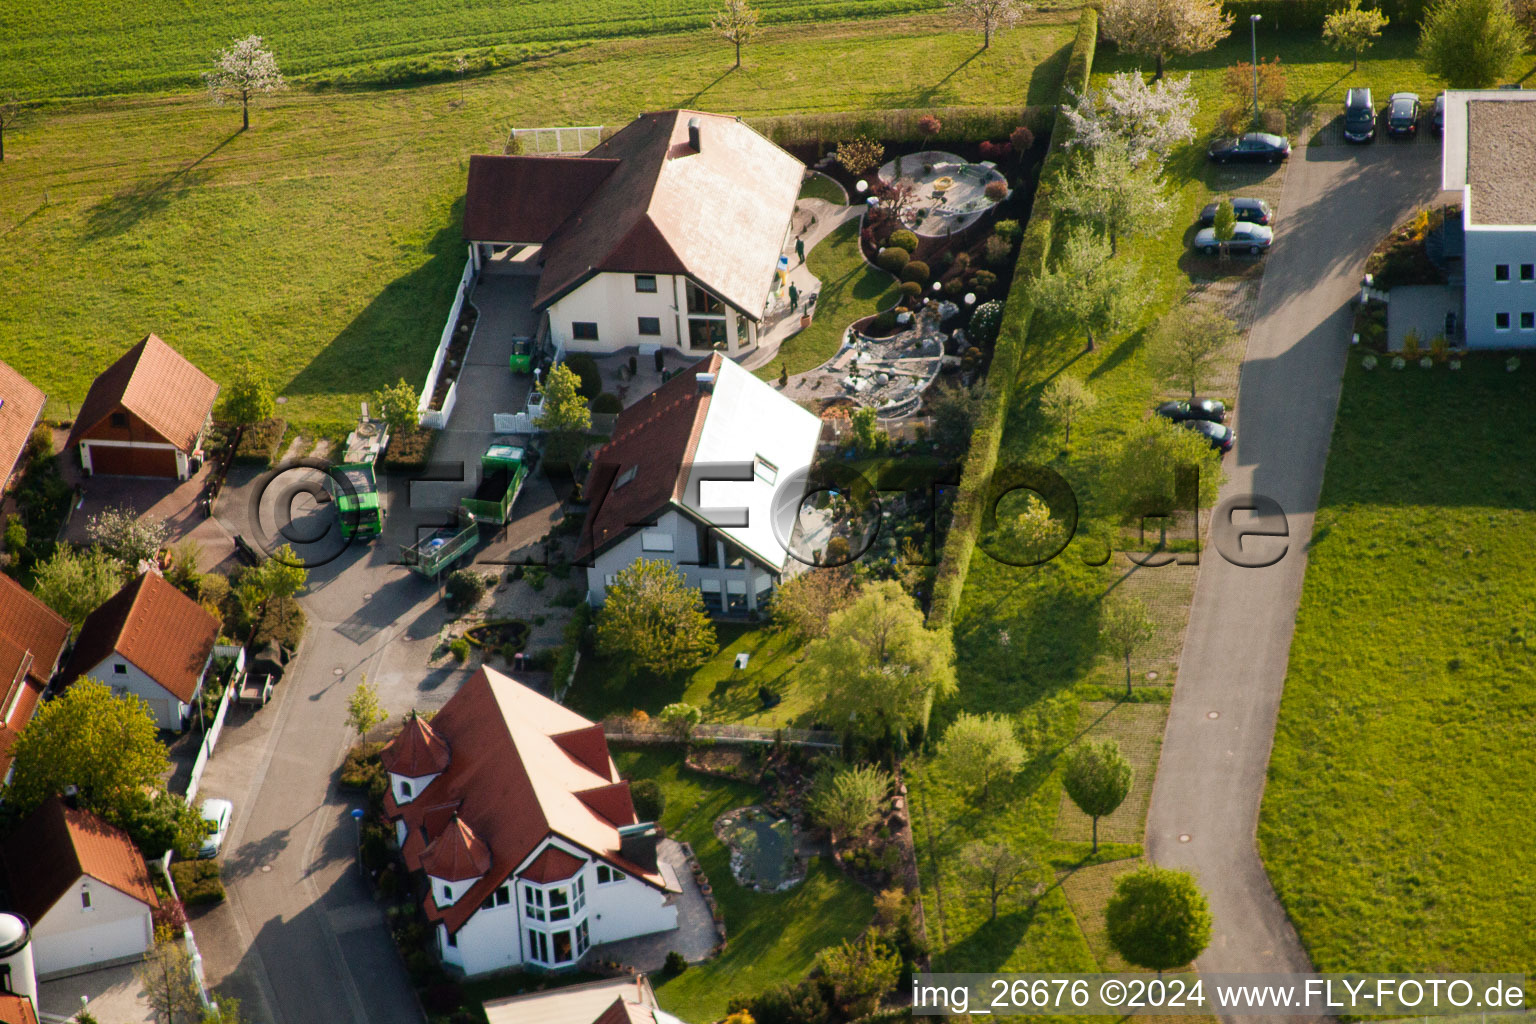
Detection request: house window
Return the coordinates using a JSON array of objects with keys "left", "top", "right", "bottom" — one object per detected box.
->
[
  {"left": 754, "top": 455, "right": 778, "bottom": 485},
  {"left": 638, "top": 316, "right": 661, "bottom": 336},
  {"left": 596, "top": 865, "right": 626, "bottom": 884},
  {"left": 614, "top": 465, "right": 638, "bottom": 489},
  {"left": 576, "top": 920, "right": 590, "bottom": 956},
  {"left": 1523, "top": 312, "right": 1535, "bottom": 330},
  {"left": 572, "top": 876, "right": 586, "bottom": 913},
  {"left": 685, "top": 281, "right": 724, "bottom": 315},
  {"left": 1496, "top": 312, "right": 1511, "bottom": 330},
  {"left": 81, "top": 889, "right": 93, "bottom": 911},
  {"left": 635, "top": 275, "right": 658, "bottom": 293},
  {"left": 687, "top": 319, "right": 728, "bottom": 351},
  {"left": 110, "top": 412, "right": 128, "bottom": 428},
  {"left": 696, "top": 526, "right": 719, "bottom": 567},
  {"left": 1496, "top": 264, "right": 1511, "bottom": 282},
  {"left": 726, "top": 580, "right": 748, "bottom": 614},
  {"left": 523, "top": 885, "right": 546, "bottom": 922},
  {"left": 699, "top": 580, "right": 723, "bottom": 612},
  {"left": 496, "top": 884, "right": 511, "bottom": 906},
  {"left": 552, "top": 929, "right": 574, "bottom": 964},
  {"left": 572, "top": 322, "right": 599, "bottom": 341},
  {"left": 641, "top": 531, "right": 674, "bottom": 552},
  {"left": 113, "top": 663, "right": 127, "bottom": 675},
  {"left": 399, "top": 780, "right": 412, "bottom": 798},
  {"left": 548, "top": 886, "right": 570, "bottom": 921},
  {"left": 442, "top": 885, "right": 453, "bottom": 902},
  {"left": 1523, "top": 264, "right": 1535, "bottom": 281},
  {"left": 527, "top": 929, "right": 549, "bottom": 964},
  {"left": 446, "top": 930, "right": 458, "bottom": 949}
]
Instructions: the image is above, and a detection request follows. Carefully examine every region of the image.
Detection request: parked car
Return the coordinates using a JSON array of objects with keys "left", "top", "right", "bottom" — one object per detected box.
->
[
  {"left": 1207, "top": 132, "right": 1292, "bottom": 164},
  {"left": 1194, "top": 222, "right": 1273, "bottom": 255},
  {"left": 200, "top": 798, "right": 233, "bottom": 858},
  {"left": 1344, "top": 87, "right": 1376, "bottom": 142},
  {"left": 1180, "top": 419, "right": 1236, "bottom": 453},
  {"left": 1156, "top": 398, "right": 1227, "bottom": 424},
  {"left": 1432, "top": 92, "right": 1446, "bottom": 137},
  {"left": 1387, "top": 93, "right": 1421, "bottom": 137},
  {"left": 1199, "top": 197, "right": 1272, "bottom": 227}
]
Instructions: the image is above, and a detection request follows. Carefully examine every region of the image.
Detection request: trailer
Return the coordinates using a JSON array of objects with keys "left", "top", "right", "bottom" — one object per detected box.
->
[
  {"left": 327, "top": 412, "right": 390, "bottom": 539},
  {"left": 458, "top": 442, "right": 530, "bottom": 525},
  {"left": 234, "top": 642, "right": 286, "bottom": 707},
  {"left": 400, "top": 513, "right": 480, "bottom": 578}
]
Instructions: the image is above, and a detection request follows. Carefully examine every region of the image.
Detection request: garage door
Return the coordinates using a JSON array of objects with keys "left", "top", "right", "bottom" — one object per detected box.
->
[
  {"left": 35, "top": 912, "right": 152, "bottom": 977},
  {"left": 87, "top": 444, "right": 177, "bottom": 477}
]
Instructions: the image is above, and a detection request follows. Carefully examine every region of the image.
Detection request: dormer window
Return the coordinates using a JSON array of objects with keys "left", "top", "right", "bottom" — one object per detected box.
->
[
  {"left": 614, "top": 466, "right": 637, "bottom": 489},
  {"left": 442, "top": 885, "right": 452, "bottom": 901},
  {"left": 399, "top": 780, "right": 412, "bottom": 798}
]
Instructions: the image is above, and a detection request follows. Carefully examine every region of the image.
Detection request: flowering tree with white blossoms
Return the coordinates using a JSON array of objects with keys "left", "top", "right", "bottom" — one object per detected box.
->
[
  {"left": 204, "top": 35, "right": 286, "bottom": 131},
  {"left": 1060, "top": 71, "right": 1197, "bottom": 165},
  {"left": 947, "top": 0, "right": 1026, "bottom": 48}
]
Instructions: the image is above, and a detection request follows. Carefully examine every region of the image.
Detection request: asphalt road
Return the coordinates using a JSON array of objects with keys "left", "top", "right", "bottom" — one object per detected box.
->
[{"left": 1144, "top": 134, "right": 1451, "bottom": 1019}]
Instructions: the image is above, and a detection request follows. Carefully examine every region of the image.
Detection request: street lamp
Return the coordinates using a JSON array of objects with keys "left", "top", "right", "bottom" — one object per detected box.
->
[
  {"left": 350, "top": 807, "right": 365, "bottom": 877},
  {"left": 1250, "top": 15, "right": 1262, "bottom": 124}
]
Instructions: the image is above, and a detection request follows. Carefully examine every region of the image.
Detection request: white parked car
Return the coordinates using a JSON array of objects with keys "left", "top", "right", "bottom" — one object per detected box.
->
[
  {"left": 1194, "top": 222, "right": 1273, "bottom": 256},
  {"left": 199, "top": 798, "right": 233, "bottom": 859}
]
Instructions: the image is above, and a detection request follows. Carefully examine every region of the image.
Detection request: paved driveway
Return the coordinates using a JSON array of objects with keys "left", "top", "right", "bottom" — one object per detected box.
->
[{"left": 1144, "top": 138, "right": 1453, "bottom": 1017}]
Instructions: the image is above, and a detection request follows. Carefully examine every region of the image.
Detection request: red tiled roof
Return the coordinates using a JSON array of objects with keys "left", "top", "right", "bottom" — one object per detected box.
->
[
  {"left": 0, "top": 573, "right": 71, "bottom": 689},
  {"left": 576, "top": 783, "right": 636, "bottom": 828},
  {"left": 576, "top": 353, "right": 719, "bottom": 561},
  {"left": 66, "top": 334, "right": 219, "bottom": 453},
  {"left": 58, "top": 572, "right": 219, "bottom": 703},
  {"left": 383, "top": 667, "right": 669, "bottom": 934},
  {"left": 420, "top": 814, "right": 492, "bottom": 882},
  {"left": 518, "top": 845, "right": 585, "bottom": 884},
  {"left": 0, "top": 637, "right": 42, "bottom": 778},
  {"left": 0, "top": 993, "right": 38, "bottom": 1024},
  {"left": 0, "top": 360, "right": 45, "bottom": 491},
  {"left": 1, "top": 795, "right": 159, "bottom": 924},
  {"left": 462, "top": 155, "right": 619, "bottom": 243},
  {"left": 381, "top": 711, "right": 451, "bottom": 777}
]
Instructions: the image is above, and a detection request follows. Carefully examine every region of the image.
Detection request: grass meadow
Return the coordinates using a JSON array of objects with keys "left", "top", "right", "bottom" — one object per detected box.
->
[
  {"left": 0, "top": 14, "right": 1076, "bottom": 428},
  {"left": 1259, "top": 354, "right": 1536, "bottom": 979}
]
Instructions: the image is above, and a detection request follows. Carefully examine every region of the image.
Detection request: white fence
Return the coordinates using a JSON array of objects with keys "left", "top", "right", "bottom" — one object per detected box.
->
[
  {"left": 510, "top": 124, "right": 607, "bottom": 154},
  {"left": 419, "top": 250, "right": 478, "bottom": 430},
  {"left": 184, "top": 669, "right": 235, "bottom": 804}
]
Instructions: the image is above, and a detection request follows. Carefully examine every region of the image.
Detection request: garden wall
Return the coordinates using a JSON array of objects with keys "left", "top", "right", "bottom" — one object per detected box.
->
[
  {"left": 925, "top": 7, "right": 1098, "bottom": 633},
  {"left": 418, "top": 251, "right": 477, "bottom": 430}
]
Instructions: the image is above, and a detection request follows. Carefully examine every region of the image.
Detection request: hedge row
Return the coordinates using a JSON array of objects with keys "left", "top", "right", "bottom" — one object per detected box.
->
[
  {"left": 1217, "top": 0, "right": 1430, "bottom": 32},
  {"left": 925, "top": 6, "right": 1098, "bottom": 631},
  {"left": 233, "top": 417, "right": 286, "bottom": 466},
  {"left": 171, "top": 859, "right": 226, "bottom": 906},
  {"left": 748, "top": 105, "right": 1053, "bottom": 149}
]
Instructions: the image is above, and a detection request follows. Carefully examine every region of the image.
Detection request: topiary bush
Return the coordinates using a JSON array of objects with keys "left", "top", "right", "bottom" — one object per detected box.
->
[
  {"left": 900, "top": 281, "right": 923, "bottom": 301},
  {"left": 984, "top": 179, "right": 1009, "bottom": 201},
  {"left": 665, "top": 951, "right": 689, "bottom": 974},
  {"left": 444, "top": 569, "right": 489, "bottom": 612},
  {"left": 563, "top": 354, "right": 602, "bottom": 399},
  {"left": 873, "top": 309, "right": 899, "bottom": 332},
  {"left": 631, "top": 778, "right": 665, "bottom": 822},
  {"left": 887, "top": 229, "right": 919, "bottom": 253},
  {"left": 968, "top": 300, "right": 1005, "bottom": 347},
  {"left": 900, "top": 260, "right": 930, "bottom": 284},
  {"left": 591, "top": 392, "right": 623, "bottom": 414},
  {"left": 876, "top": 247, "right": 910, "bottom": 273}
]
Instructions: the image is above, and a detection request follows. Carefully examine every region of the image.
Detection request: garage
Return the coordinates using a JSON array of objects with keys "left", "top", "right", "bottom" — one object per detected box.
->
[{"left": 85, "top": 443, "right": 178, "bottom": 477}]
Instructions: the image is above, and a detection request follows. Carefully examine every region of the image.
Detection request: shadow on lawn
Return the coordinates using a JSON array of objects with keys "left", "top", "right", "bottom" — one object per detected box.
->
[
  {"left": 940, "top": 903, "right": 1040, "bottom": 972},
  {"left": 82, "top": 129, "right": 240, "bottom": 239},
  {"left": 285, "top": 196, "right": 469, "bottom": 401},
  {"left": 907, "top": 47, "right": 985, "bottom": 108}
]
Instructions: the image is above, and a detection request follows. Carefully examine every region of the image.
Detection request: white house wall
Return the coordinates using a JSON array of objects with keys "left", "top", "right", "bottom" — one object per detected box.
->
[
  {"left": 81, "top": 653, "right": 205, "bottom": 731},
  {"left": 547, "top": 273, "right": 751, "bottom": 356},
  {"left": 586, "top": 864, "right": 677, "bottom": 945},
  {"left": 1462, "top": 221, "right": 1536, "bottom": 349},
  {"left": 585, "top": 508, "right": 775, "bottom": 611},
  {"left": 32, "top": 879, "right": 154, "bottom": 978}
]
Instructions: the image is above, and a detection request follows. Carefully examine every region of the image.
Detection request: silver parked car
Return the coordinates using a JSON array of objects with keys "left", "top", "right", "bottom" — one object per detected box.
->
[
  {"left": 1194, "top": 222, "right": 1273, "bottom": 256},
  {"left": 199, "top": 798, "right": 233, "bottom": 858}
]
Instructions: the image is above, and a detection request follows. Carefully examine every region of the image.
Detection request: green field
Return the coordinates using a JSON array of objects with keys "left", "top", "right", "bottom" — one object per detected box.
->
[
  {"left": 1260, "top": 355, "right": 1536, "bottom": 978},
  {"left": 0, "top": 14, "right": 1075, "bottom": 428}
]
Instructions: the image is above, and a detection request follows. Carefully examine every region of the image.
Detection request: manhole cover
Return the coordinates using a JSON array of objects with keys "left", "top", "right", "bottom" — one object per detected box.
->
[
  {"left": 332, "top": 667, "right": 344, "bottom": 676},
  {"left": 1146, "top": 670, "right": 1159, "bottom": 680},
  {"left": 1207, "top": 710, "right": 1220, "bottom": 719},
  {"left": 1178, "top": 834, "right": 1192, "bottom": 843},
  {"left": 261, "top": 865, "right": 272, "bottom": 872}
]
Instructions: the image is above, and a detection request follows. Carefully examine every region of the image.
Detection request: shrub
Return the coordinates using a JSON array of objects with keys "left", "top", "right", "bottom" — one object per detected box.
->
[
  {"left": 970, "top": 269, "right": 998, "bottom": 294},
  {"left": 900, "top": 281, "right": 924, "bottom": 301},
  {"left": 1262, "top": 107, "right": 1287, "bottom": 135},
  {"left": 563, "top": 354, "right": 602, "bottom": 399},
  {"left": 631, "top": 778, "right": 665, "bottom": 822},
  {"left": 943, "top": 277, "right": 966, "bottom": 297},
  {"left": 984, "top": 233, "right": 1013, "bottom": 266},
  {"left": 28, "top": 423, "right": 54, "bottom": 464},
  {"left": 425, "top": 983, "right": 465, "bottom": 1014},
  {"left": 876, "top": 247, "right": 910, "bottom": 273},
  {"left": 968, "top": 301, "right": 1005, "bottom": 347},
  {"left": 993, "top": 218, "right": 1022, "bottom": 243},
  {"left": 984, "top": 179, "right": 1009, "bottom": 201},
  {"left": 887, "top": 228, "right": 919, "bottom": 253},
  {"left": 449, "top": 637, "right": 471, "bottom": 663},
  {"left": 665, "top": 950, "right": 688, "bottom": 974},
  {"left": 233, "top": 418, "right": 286, "bottom": 466},
  {"left": 918, "top": 114, "right": 943, "bottom": 136},
  {"left": 382, "top": 425, "right": 434, "bottom": 469},
  {"left": 444, "top": 569, "right": 488, "bottom": 611},
  {"left": 340, "top": 741, "right": 386, "bottom": 794},
  {"left": 591, "top": 392, "right": 623, "bottom": 414},
  {"left": 900, "top": 260, "right": 930, "bottom": 284},
  {"left": 171, "top": 860, "right": 225, "bottom": 905},
  {"left": 873, "top": 309, "right": 899, "bottom": 332},
  {"left": 1009, "top": 125, "right": 1035, "bottom": 153},
  {"left": 979, "top": 140, "right": 1013, "bottom": 161}
]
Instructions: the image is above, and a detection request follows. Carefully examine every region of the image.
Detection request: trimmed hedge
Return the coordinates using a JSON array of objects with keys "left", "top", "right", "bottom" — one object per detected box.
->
[
  {"left": 171, "top": 859, "right": 225, "bottom": 906},
  {"left": 749, "top": 105, "right": 1053, "bottom": 149},
  {"left": 233, "top": 418, "right": 286, "bottom": 466},
  {"left": 926, "top": 6, "right": 1098, "bottom": 632}
]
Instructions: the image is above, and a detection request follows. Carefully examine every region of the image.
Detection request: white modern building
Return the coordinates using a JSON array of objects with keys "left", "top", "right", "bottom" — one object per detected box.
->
[
  {"left": 381, "top": 667, "right": 681, "bottom": 976},
  {"left": 484, "top": 975, "right": 688, "bottom": 1024},
  {"left": 576, "top": 353, "right": 822, "bottom": 614},
  {"left": 462, "top": 110, "right": 804, "bottom": 359},
  {"left": 1440, "top": 89, "right": 1536, "bottom": 348}
]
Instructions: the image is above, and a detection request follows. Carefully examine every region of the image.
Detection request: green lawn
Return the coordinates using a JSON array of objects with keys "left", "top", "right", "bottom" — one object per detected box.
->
[
  {"left": 0, "top": 14, "right": 1075, "bottom": 429},
  {"left": 798, "top": 172, "right": 849, "bottom": 205},
  {"left": 761, "top": 216, "right": 901, "bottom": 380},
  {"left": 1259, "top": 354, "right": 1536, "bottom": 979},
  {"left": 612, "top": 747, "right": 872, "bottom": 1021}
]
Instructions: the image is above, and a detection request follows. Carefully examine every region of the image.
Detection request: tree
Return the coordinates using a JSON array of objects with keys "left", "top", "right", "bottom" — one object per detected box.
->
[
  {"left": 116, "top": 790, "right": 212, "bottom": 860},
  {"left": 1099, "top": 0, "right": 1233, "bottom": 80},
  {"left": 1000, "top": 494, "right": 1067, "bottom": 565},
  {"left": 1105, "top": 866, "right": 1213, "bottom": 972},
  {"left": 225, "top": 360, "right": 276, "bottom": 427},
  {"left": 31, "top": 546, "right": 125, "bottom": 626},
  {"left": 255, "top": 543, "right": 307, "bottom": 619},
  {"left": 0, "top": 93, "right": 33, "bottom": 163},
  {"left": 1148, "top": 301, "right": 1239, "bottom": 400},
  {"left": 371, "top": 378, "right": 420, "bottom": 431},
  {"left": 540, "top": 362, "right": 592, "bottom": 434},
  {"left": 808, "top": 764, "right": 892, "bottom": 839},
  {"left": 1051, "top": 147, "right": 1171, "bottom": 256},
  {"left": 804, "top": 581, "right": 956, "bottom": 742},
  {"left": 849, "top": 406, "right": 889, "bottom": 455},
  {"left": 346, "top": 678, "right": 388, "bottom": 738},
  {"left": 833, "top": 137, "right": 884, "bottom": 177},
  {"left": 1100, "top": 597, "right": 1155, "bottom": 698},
  {"left": 1062, "top": 740, "right": 1134, "bottom": 852},
  {"left": 930, "top": 381, "right": 980, "bottom": 456},
  {"left": 816, "top": 933, "right": 900, "bottom": 1018},
  {"left": 959, "top": 840, "right": 1034, "bottom": 921},
  {"left": 1106, "top": 417, "right": 1223, "bottom": 525},
  {"left": 1211, "top": 198, "right": 1237, "bottom": 257},
  {"left": 453, "top": 54, "right": 469, "bottom": 105},
  {"left": 712, "top": 0, "right": 760, "bottom": 68},
  {"left": 1222, "top": 58, "right": 1288, "bottom": 117},
  {"left": 1031, "top": 225, "right": 1141, "bottom": 352},
  {"left": 658, "top": 702, "right": 703, "bottom": 741},
  {"left": 203, "top": 35, "right": 287, "bottom": 131},
  {"left": 139, "top": 924, "right": 202, "bottom": 1024},
  {"left": 770, "top": 568, "right": 858, "bottom": 641},
  {"left": 595, "top": 559, "right": 717, "bottom": 677},
  {"left": 8, "top": 679, "right": 170, "bottom": 822},
  {"left": 1419, "top": 0, "right": 1524, "bottom": 86},
  {"left": 1322, "top": 1, "right": 1390, "bottom": 69},
  {"left": 936, "top": 712, "right": 1026, "bottom": 800},
  {"left": 86, "top": 506, "right": 168, "bottom": 568},
  {"left": 1061, "top": 72, "right": 1199, "bottom": 163},
  {"left": 946, "top": 0, "right": 1025, "bottom": 48},
  {"left": 1513, "top": 0, "right": 1536, "bottom": 45},
  {"left": 1040, "top": 376, "right": 1098, "bottom": 452}
]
